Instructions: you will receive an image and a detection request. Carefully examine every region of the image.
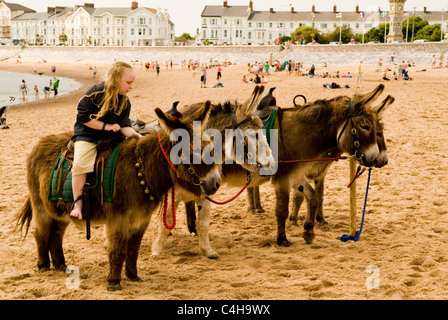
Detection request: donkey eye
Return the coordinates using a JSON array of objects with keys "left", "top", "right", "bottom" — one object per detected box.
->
[{"left": 360, "top": 125, "right": 370, "bottom": 131}]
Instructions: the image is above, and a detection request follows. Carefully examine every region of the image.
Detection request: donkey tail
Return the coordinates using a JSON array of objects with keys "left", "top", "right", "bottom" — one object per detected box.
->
[{"left": 15, "top": 197, "right": 32, "bottom": 239}]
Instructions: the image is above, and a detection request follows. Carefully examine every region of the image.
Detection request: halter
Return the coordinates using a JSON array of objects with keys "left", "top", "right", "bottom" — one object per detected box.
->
[{"left": 337, "top": 100, "right": 367, "bottom": 161}]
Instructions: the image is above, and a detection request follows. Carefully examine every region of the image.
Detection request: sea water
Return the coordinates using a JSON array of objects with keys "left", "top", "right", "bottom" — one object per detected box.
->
[{"left": 0, "top": 70, "right": 83, "bottom": 106}]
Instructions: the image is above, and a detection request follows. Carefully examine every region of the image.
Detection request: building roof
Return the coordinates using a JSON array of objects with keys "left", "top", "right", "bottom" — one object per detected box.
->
[
  {"left": 202, "top": 5, "right": 250, "bottom": 17},
  {"left": 2, "top": 1, "right": 35, "bottom": 13}
]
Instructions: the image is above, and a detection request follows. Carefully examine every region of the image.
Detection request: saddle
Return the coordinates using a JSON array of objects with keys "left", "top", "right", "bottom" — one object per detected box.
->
[{"left": 49, "top": 138, "right": 121, "bottom": 213}]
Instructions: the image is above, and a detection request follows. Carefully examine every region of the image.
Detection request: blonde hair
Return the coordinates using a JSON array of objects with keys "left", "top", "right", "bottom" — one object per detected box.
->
[{"left": 89, "top": 61, "right": 133, "bottom": 120}]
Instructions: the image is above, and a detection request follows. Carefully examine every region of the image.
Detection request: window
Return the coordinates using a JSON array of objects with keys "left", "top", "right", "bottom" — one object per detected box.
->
[
  {"left": 203, "top": 30, "right": 206, "bottom": 38},
  {"left": 131, "top": 28, "right": 134, "bottom": 35},
  {"left": 224, "top": 29, "right": 227, "bottom": 37},
  {"left": 248, "top": 32, "right": 251, "bottom": 39},
  {"left": 248, "top": 22, "right": 251, "bottom": 27},
  {"left": 269, "top": 23, "right": 272, "bottom": 28},
  {"left": 356, "top": 23, "right": 360, "bottom": 29},
  {"left": 224, "top": 19, "right": 227, "bottom": 25},
  {"left": 290, "top": 23, "right": 294, "bottom": 28},
  {"left": 139, "top": 18, "right": 145, "bottom": 24},
  {"left": 320, "top": 23, "right": 327, "bottom": 28}
]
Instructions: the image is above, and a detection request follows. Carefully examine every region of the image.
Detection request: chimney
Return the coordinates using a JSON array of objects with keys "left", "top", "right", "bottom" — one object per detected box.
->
[
  {"left": 333, "top": 5, "right": 337, "bottom": 13},
  {"left": 47, "top": 7, "right": 55, "bottom": 13},
  {"left": 423, "top": 7, "right": 427, "bottom": 13},
  {"left": 291, "top": 7, "right": 294, "bottom": 13},
  {"left": 378, "top": 7, "right": 381, "bottom": 13},
  {"left": 84, "top": 3, "right": 94, "bottom": 8},
  {"left": 131, "top": 1, "right": 138, "bottom": 10},
  {"left": 270, "top": 8, "right": 274, "bottom": 13},
  {"left": 312, "top": 4, "right": 315, "bottom": 13},
  {"left": 356, "top": 5, "right": 359, "bottom": 13},
  {"left": 223, "top": 1, "right": 228, "bottom": 7},
  {"left": 249, "top": 0, "right": 253, "bottom": 12}
]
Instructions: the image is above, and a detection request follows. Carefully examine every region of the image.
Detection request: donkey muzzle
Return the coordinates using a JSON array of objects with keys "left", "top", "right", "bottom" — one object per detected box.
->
[{"left": 200, "top": 169, "right": 221, "bottom": 196}]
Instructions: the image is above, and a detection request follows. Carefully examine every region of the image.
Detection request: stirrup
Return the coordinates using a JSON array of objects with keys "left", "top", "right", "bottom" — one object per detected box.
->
[{"left": 70, "top": 195, "right": 85, "bottom": 213}]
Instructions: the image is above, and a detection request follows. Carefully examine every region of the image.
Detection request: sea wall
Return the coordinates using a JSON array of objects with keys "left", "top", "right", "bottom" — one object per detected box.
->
[{"left": 0, "top": 43, "right": 446, "bottom": 66}]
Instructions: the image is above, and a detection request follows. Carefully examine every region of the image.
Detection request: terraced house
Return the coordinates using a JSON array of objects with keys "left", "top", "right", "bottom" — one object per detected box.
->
[
  {"left": 0, "top": 0, "right": 34, "bottom": 39},
  {"left": 11, "top": 1, "right": 174, "bottom": 46},
  {"left": 201, "top": 1, "right": 448, "bottom": 45}
]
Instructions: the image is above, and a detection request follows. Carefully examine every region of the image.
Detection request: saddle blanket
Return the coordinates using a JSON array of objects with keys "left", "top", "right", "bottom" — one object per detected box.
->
[{"left": 48, "top": 145, "right": 120, "bottom": 203}]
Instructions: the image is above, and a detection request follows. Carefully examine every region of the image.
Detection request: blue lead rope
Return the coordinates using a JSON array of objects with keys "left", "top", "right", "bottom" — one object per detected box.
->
[{"left": 339, "top": 167, "right": 372, "bottom": 242}]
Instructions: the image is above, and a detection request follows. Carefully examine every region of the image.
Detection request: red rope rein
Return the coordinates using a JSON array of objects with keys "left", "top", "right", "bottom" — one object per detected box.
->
[{"left": 158, "top": 132, "right": 177, "bottom": 230}]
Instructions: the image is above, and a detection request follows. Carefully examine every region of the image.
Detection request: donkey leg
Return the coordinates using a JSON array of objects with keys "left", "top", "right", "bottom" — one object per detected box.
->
[
  {"left": 32, "top": 205, "right": 53, "bottom": 271},
  {"left": 314, "top": 178, "right": 328, "bottom": 225},
  {"left": 253, "top": 187, "right": 265, "bottom": 213},
  {"left": 246, "top": 187, "right": 256, "bottom": 214},
  {"left": 48, "top": 220, "right": 69, "bottom": 271},
  {"left": 301, "top": 182, "right": 319, "bottom": 244},
  {"left": 185, "top": 201, "right": 197, "bottom": 235},
  {"left": 290, "top": 186, "right": 305, "bottom": 226},
  {"left": 151, "top": 212, "right": 171, "bottom": 257},
  {"left": 196, "top": 199, "right": 218, "bottom": 259},
  {"left": 105, "top": 223, "right": 127, "bottom": 291},
  {"left": 125, "top": 222, "right": 149, "bottom": 282},
  {"left": 274, "top": 183, "right": 291, "bottom": 246}
]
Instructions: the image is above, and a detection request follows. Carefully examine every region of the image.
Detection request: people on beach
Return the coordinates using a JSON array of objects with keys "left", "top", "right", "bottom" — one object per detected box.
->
[
  {"left": 34, "top": 85, "right": 39, "bottom": 99},
  {"left": 43, "top": 85, "right": 51, "bottom": 99},
  {"left": 357, "top": 60, "right": 363, "bottom": 85},
  {"left": 53, "top": 77, "right": 60, "bottom": 98},
  {"left": 200, "top": 64, "right": 207, "bottom": 88},
  {"left": 19, "top": 80, "right": 28, "bottom": 101},
  {"left": 69, "top": 61, "right": 142, "bottom": 220}
]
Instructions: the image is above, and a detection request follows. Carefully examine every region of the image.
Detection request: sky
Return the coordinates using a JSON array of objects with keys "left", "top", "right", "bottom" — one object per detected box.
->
[{"left": 13, "top": 1, "right": 448, "bottom": 36}]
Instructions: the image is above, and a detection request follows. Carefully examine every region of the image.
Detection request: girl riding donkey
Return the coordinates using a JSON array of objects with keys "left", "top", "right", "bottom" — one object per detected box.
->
[{"left": 70, "top": 62, "right": 142, "bottom": 220}]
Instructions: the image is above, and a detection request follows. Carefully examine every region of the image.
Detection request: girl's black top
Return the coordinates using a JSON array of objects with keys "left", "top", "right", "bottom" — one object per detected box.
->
[{"left": 71, "top": 82, "right": 132, "bottom": 143}]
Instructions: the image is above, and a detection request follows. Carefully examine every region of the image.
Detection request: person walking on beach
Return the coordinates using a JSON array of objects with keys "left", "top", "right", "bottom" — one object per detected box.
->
[
  {"left": 53, "top": 77, "right": 60, "bottom": 98},
  {"left": 357, "top": 60, "right": 363, "bottom": 85},
  {"left": 34, "top": 85, "right": 39, "bottom": 99},
  {"left": 92, "top": 66, "right": 97, "bottom": 78},
  {"left": 19, "top": 80, "right": 28, "bottom": 101},
  {"left": 217, "top": 65, "right": 222, "bottom": 79},
  {"left": 200, "top": 64, "right": 207, "bottom": 88},
  {"left": 69, "top": 61, "right": 142, "bottom": 220},
  {"left": 156, "top": 63, "right": 160, "bottom": 76}
]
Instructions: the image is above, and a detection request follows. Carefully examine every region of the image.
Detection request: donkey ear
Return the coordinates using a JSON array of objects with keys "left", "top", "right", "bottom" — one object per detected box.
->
[
  {"left": 196, "top": 100, "right": 212, "bottom": 132},
  {"left": 371, "top": 95, "right": 394, "bottom": 117},
  {"left": 155, "top": 107, "right": 183, "bottom": 135},
  {"left": 356, "top": 84, "right": 385, "bottom": 108},
  {"left": 241, "top": 85, "right": 265, "bottom": 114}
]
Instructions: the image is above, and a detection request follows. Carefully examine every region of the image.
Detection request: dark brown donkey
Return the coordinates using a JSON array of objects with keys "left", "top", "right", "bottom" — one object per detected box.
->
[
  {"left": 186, "top": 84, "right": 390, "bottom": 248},
  {"left": 16, "top": 102, "right": 222, "bottom": 291},
  {"left": 288, "top": 100, "right": 393, "bottom": 226},
  {"left": 249, "top": 94, "right": 394, "bottom": 225}
]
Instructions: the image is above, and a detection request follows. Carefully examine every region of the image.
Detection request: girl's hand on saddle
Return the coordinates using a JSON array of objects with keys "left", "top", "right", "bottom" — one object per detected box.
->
[{"left": 106, "top": 123, "right": 121, "bottom": 132}]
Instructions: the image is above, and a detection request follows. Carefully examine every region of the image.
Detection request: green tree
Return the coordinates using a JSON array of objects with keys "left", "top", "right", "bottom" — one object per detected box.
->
[
  {"left": 415, "top": 24, "right": 441, "bottom": 41},
  {"left": 402, "top": 16, "right": 428, "bottom": 42},
  {"left": 291, "top": 26, "right": 321, "bottom": 44},
  {"left": 279, "top": 35, "right": 291, "bottom": 43},
  {"left": 364, "top": 23, "right": 389, "bottom": 43},
  {"left": 327, "top": 26, "right": 355, "bottom": 43}
]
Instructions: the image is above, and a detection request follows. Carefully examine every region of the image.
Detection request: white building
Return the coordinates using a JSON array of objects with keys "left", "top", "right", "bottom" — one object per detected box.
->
[
  {"left": 11, "top": 1, "right": 174, "bottom": 46},
  {"left": 201, "top": 1, "right": 448, "bottom": 45},
  {"left": 0, "top": 0, "right": 35, "bottom": 39}
]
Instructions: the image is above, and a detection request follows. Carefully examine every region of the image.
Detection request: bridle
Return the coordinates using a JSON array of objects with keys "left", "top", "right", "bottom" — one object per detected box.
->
[{"left": 337, "top": 100, "right": 368, "bottom": 161}]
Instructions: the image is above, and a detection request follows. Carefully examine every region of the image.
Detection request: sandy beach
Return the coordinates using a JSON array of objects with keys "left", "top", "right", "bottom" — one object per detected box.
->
[{"left": 0, "top": 52, "right": 447, "bottom": 300}]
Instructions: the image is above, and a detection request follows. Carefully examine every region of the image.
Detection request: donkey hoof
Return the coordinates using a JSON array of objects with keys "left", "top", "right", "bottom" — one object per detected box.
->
[
  {"left": 107, "top": 282, "right": 122, "bottom": 292},
  {"left": 317, "top": 218, "right": 328, "bottom": 225},
  {"left": 303, "top": 231, "right": 315, "bottom": 244},
  {"left": 127, "top": 274, "right": 143, "bottom": 282},
  {"left": 247, "top": 208, "right": 256, "bottom": 214},
  {"left": 277, "top": 238, "right": 292, "bottom": 247},
  {"left": 256, "top": 207, "right": 265, "bottom": 213},
  {"left": 204, "top": 249, "right": 219, "bottom": 259}
]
